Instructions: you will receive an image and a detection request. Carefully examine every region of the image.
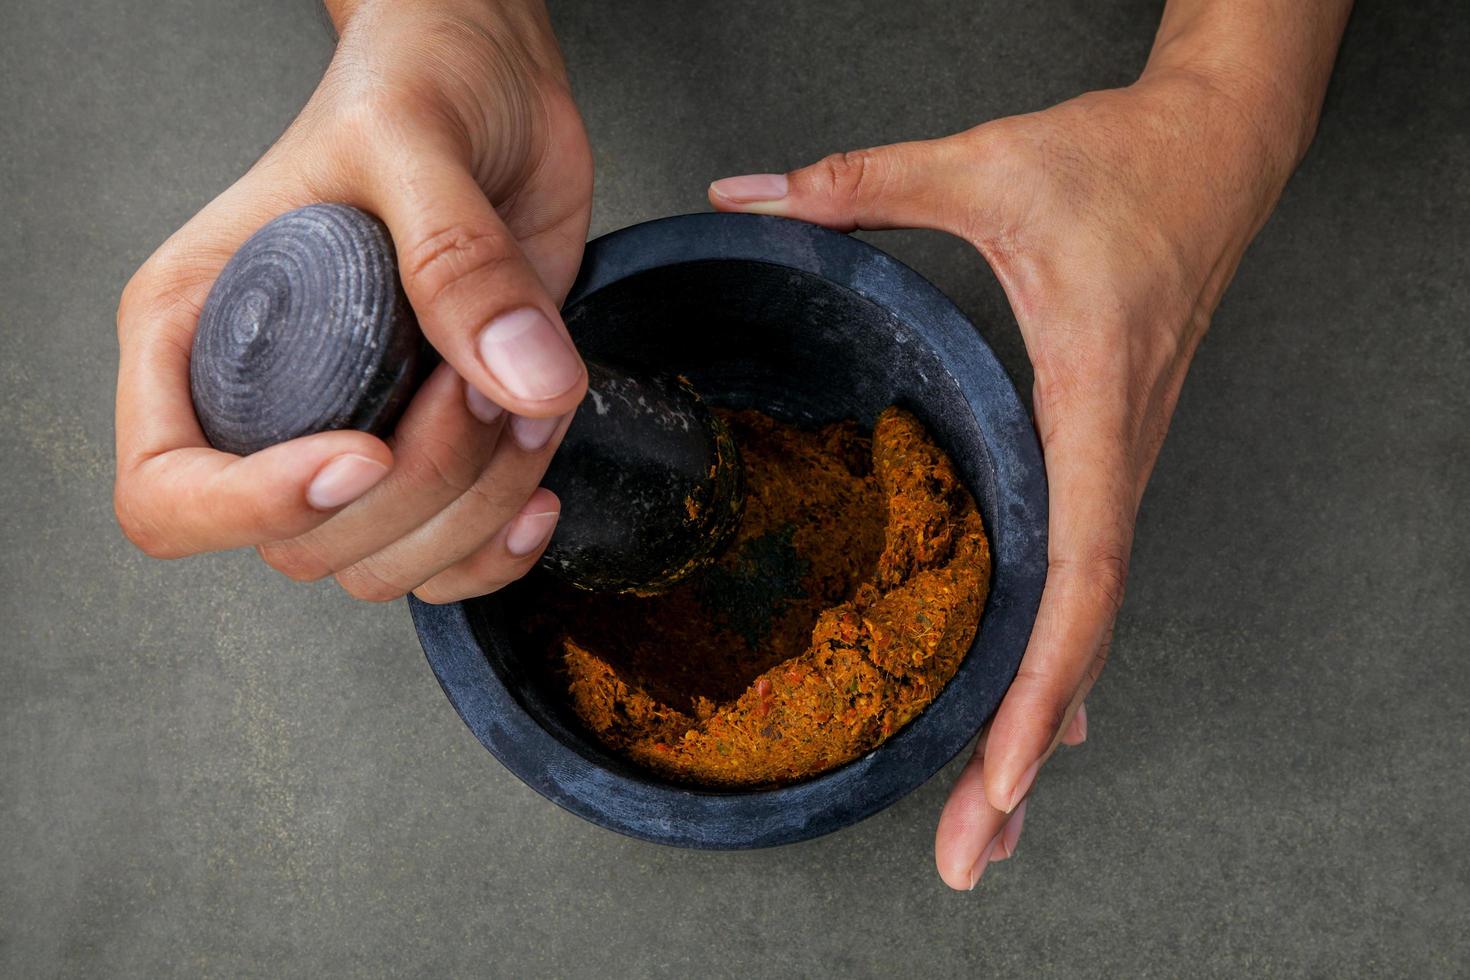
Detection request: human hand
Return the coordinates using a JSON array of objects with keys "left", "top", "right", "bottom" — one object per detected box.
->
[
  {"left": 115, "top": 0, "right": 592, "bottom": 603},
  {"left": 711, "top": 46, "right": 1334, "bottom": 887}
]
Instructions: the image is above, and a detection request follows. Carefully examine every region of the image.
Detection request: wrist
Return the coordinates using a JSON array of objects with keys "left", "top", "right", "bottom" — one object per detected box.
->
[
  {"left": 1135, "top": 63, "right": 1305, "bottom": 202},
  {"left": 1120, "top": 66, "right": 1307, "bottom": 257},
  {"left": 328, "top": 0, "right": 564, "bottom": 77}
]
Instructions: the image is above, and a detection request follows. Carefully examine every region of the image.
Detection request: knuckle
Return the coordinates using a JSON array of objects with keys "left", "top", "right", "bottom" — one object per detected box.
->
[
  {"left": 117, "top": 260, "right": 175, "bottom": 334},
  {"left": 816, "top": 149, "right": 874, "bottom": 208},
  {"left": 972, "top": 116, "right": 1027, "bottom": 159},
  {"left": 334, "top": 563, "right": 409, "bottom": 603},
  {"left": 114, "top": 493, "right": 177, "bottom": 559},
  {"left": 1030, "top": 364, "right": 1075, "bottom": 419},
  {"left": 413, "top": 577, "right": 507, "bottom": 605},
  {"left": 1034, "top": 373, "right": 1070, "bottom": 446},
  {"left": 256, "top": 542, "right": 330, "bottom": 582},
  {"left": 1050, "top": 551, "right": 1131, "bottom": 615},
  {"left": 1030, "top": 368, "right": 1095, "bottom": 450},
  {"left": 402, "top": 224, "right": 512, "bottom": 311},
  {"left": 1008, "top": 672, "right": 1071, "bottom": 740},
  {"left": 411, "top": 582, "right": 454, "bottom": 605},
  {"left": 1086, "top": 552, "right": 1130, "bottom": 614},
  {"left": 413, "top": 536, "right": 530, "bottom": 604},
  {"left": 117, "top": 265, "right": 207, "bottom": 355},
  {"left": 396, "top": 435, "right": 484, "bottom": 498},
  {"left": 460, "top": 477, "right": 532, "bottom": 518}
]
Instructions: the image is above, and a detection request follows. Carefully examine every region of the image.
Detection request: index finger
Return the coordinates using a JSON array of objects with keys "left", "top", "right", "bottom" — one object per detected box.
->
[
  {"left": 360, "top": 136, "right": 587, "bottom": 420},
  {"left": 980, "top": 383, "right": 1137, "bottom": 813}
]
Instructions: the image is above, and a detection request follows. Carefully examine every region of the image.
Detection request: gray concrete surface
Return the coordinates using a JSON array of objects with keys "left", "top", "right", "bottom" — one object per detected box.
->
[{"left": 3, "top": 0, "right": 1467, "bottom": 976}]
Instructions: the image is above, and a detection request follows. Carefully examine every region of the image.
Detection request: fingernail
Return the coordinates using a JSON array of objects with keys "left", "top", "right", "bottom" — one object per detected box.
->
[
  {"left": 709, "top": 173, "right": 789, "bottom": 204},
  {"left": 1001, "top": 798, "right": 1029, "bottom": 857},
  {"left": 465, "top": 384, "right": 504, "bottom": 424},
  {"left": 510, "top": 413, "right": 564, "bottom": 452},
  {"left": 1005, "top": 759, "right": 1040, "bottom": 813},
  {"left": 506, "top": 510, "right": 559, "bottom": 557},
  {"left": 1069, "top": 704, "right": 1089, "bottom": 744},
  {"left": 477, "top": 307, "right": 583, "bottom": 402},
  {"left": 307, "top": 454, "right": 388, "bottom": 510},
  {"left": 968, "top": 833, "right": 1002, "bottom": 890}
]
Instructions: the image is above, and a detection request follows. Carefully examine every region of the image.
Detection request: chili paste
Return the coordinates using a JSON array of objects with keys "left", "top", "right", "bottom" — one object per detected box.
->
[{"left": 527, "top": 406, "right": 990, "bottom": 788}]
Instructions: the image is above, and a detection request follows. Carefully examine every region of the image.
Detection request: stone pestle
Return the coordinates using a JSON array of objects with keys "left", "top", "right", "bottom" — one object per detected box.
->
[{"left": 188, "top": 204, "right": 743, "bottom": 594}]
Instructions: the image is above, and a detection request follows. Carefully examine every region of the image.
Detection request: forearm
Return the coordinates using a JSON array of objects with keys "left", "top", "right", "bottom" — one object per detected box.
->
[{"left": 1145, "top": 0, "right": 1353, "bottom": 170}]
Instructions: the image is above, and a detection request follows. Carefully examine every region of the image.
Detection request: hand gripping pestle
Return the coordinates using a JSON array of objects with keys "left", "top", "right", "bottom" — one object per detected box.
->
[{"left": 188, "top": 204, "right": 744, "bottom": 594}]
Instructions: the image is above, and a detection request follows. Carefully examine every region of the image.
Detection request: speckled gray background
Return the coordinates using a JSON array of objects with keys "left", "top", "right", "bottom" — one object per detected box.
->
[{"left": 2, "top": 0, "right": 1467, "bottom": 976}]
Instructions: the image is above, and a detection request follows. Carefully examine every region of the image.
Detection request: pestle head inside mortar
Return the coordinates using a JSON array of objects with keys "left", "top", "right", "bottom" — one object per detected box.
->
[{"left": 187, "top": 203, "right": 745, "bottom": 594}]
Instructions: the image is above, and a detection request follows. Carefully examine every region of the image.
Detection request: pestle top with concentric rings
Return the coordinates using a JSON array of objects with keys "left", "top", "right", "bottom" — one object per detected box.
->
[{"left": 188, "top": 204, "right": 744, "bottom": 594}]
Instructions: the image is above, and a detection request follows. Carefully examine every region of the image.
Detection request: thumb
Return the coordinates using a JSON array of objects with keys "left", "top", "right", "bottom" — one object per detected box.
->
[{"left": 708, "top": 136, "right": 980, "bottom": 234}]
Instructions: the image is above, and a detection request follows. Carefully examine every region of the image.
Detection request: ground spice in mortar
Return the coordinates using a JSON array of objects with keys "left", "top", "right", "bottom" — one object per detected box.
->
[{"left": 526, "top": 406, "right": 990, "bottom": 788}]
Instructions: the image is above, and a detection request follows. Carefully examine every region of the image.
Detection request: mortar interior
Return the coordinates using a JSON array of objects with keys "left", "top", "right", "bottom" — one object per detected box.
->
[{"left": 465, "top": 258, "right": 996, "bottom": 789}]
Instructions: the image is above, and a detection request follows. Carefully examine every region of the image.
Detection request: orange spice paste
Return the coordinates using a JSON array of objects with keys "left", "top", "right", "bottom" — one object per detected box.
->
[{"left": 526, "top": 407, "right": 990, "bottom": 788}]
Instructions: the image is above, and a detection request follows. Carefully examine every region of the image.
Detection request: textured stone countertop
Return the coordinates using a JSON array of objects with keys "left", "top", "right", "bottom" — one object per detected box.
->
[{"left": 2, "top": 0, "right": 1465, "bottom": 975}]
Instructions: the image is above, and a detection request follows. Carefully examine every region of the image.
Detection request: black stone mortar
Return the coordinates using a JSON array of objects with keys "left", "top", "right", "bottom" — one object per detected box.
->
[{"left": 408, "top": 213, "right": 1047, "bottom": 849}]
